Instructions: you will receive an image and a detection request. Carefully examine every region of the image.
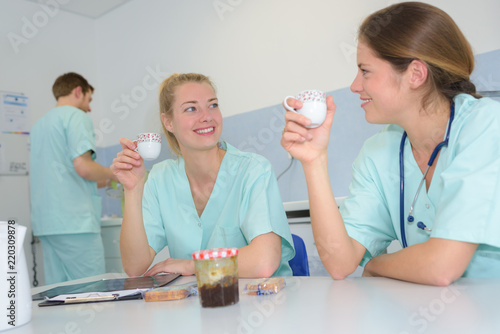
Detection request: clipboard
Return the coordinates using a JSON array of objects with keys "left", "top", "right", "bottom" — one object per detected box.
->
[
  {"left": 34, "top": 273, "right": 181, "bottom": 306},
  {"left": 37, "top": 291, "right": 144, "bottom": 307}
]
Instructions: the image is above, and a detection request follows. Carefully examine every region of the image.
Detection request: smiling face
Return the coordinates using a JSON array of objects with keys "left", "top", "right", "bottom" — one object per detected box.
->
[
  {"left": 162, "top": 82, "right": 222, "bottom": 154},
  {"left": 350, "top": 41, "right": 409, "bottom": 125}
]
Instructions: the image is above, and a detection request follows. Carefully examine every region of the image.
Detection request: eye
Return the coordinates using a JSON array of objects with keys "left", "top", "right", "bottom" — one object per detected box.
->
[
  {"left": 209, "top": 103, "right": 219, "bottom": 108},
  {"left": 185, "top": 106, "right": 196, "bottom": 112}
]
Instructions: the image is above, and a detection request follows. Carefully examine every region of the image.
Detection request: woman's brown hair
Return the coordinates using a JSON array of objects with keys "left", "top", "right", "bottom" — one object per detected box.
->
[{"left": 358, "top": 2, "right": 480, "bottom": 109}]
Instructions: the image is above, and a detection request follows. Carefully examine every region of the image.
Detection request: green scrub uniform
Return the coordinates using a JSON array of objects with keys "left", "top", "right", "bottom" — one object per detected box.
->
[
  {"left": 341, "top": 94, "right": 500, "bottom": 277},
  {"left": 30, "top": 106, "right": 105, "bottom": 284},
  {"left": 143, "top": 142, "right": 295, "bottom": 276}
]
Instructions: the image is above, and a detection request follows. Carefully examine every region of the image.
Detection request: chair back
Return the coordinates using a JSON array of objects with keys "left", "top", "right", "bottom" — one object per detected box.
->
[{"left": 288, "top": 234, "right": 310, "bottom": 276}]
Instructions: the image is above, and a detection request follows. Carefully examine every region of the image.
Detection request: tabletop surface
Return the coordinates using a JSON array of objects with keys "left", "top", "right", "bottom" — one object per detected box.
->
[{"left": 8, "top": 275, "right": 500, "bottom": 334}]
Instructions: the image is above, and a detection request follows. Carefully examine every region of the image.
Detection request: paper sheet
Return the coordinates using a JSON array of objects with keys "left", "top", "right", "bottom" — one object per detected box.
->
[{"left": 46, "top": 289, "right": 148, "bottom": 302}]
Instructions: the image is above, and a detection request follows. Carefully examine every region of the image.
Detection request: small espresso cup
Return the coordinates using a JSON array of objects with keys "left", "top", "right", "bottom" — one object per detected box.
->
[
  {"left": 283, "top": 90, "right": 327, "bottom": 128},
  {"left": 136, "top": 133, "right": 161, "bottom": 160}
]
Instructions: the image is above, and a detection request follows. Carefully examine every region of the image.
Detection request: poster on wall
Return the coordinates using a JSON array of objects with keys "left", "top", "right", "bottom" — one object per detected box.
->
[
  {"left": 0, "top": 91, "right": 30, "bottom": 134},
  {"left": 0, "top": 91, "right": 30, "bottom": 175}
]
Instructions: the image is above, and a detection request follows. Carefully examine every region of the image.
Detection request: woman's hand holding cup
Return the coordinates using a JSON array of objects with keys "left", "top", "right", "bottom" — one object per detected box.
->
[
  {"left": 111, "top": 137, "right": 146, "bottom": 191},
  {"left": 281, "top": 92, "right": 336, "bottom": 164}
]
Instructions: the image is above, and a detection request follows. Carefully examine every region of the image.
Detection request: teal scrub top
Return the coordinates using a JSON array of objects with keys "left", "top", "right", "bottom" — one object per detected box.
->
[
  {"left": 143, "top": 142, "right": 295, "bottom": 276},
  {"left": 341, "top": 94, "right": 500, "bottom": 277},
  {"left": 30, "top": 106, "right": 101, "bottom": 236}
]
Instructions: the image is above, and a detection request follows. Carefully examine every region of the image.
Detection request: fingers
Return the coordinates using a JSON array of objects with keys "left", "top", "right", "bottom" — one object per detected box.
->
[
  {"left": 283, "top": 115, "right": 312, "bottom": 140},
  {"left": 143, "top": 265, "right": 160, "bottom": 277},
  {"left": 322, "top": 95, "right": 336, "bottom": 129},
  {"left": 283, "top": 97, "right": 303, "bottom": 111},
  {"left": 119, "top": 137, "right": 137, "bottom": 151},
  {"left": 284, "top": 109, "right": 312, "bottom": 128},
  {"left": 113, "top": 137, "right": 142, "bottom": 169},
  {"left": 326, "top": 95, "right": 335, "bottom": 111}
]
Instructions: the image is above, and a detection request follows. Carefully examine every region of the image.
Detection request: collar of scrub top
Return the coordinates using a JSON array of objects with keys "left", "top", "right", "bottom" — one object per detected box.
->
[{"left": 399, "top": 102, "right": 455, "bottom": 248}]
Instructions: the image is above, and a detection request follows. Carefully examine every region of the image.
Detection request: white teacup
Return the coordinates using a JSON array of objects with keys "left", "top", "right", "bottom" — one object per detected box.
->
[
  {"left": 283, "top": 90, "right": 327, "bottom": 128},
  {"left": 136, "top": 133, "right": 161, "bottom": 160}
]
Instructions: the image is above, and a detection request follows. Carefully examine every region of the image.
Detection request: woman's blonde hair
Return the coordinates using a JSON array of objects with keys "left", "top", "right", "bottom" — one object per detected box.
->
[
  {"left": 158, "top": 73, "right": 217, "bottom": 156},
  {"left": 358, "top": 2, "right": 480, "bottom": 109}
]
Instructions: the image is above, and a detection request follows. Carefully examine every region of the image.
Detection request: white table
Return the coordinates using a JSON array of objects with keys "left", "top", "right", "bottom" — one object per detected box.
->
[{"left": 8, "top": 275, "right": 500, "bottom": 334}]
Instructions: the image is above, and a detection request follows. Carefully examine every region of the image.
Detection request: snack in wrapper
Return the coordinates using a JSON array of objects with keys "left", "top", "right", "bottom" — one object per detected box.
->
[
  {"left": 245, "top": 277, "right": 285, "bottom": 295},
  {"left": 143, "top": 282, "right": 198, "bottom": 302}
]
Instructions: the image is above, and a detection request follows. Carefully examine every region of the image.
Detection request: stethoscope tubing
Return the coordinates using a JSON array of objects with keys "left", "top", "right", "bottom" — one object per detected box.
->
[{"left": 399, "top": 103, "right": 455, "bottom": 248}]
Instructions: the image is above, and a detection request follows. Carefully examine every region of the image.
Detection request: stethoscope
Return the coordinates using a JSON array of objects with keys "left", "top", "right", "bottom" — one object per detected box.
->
[{"left": 399, "top": 103, "right": 455, "bottom": 248}]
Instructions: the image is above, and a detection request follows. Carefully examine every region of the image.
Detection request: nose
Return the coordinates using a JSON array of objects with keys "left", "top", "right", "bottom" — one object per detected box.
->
[
  {"left": 350, "top": 71, "right": 362, "bottom": 94},
  {"left": 199, "top": 107, "right": 213, "bottom": 122}
]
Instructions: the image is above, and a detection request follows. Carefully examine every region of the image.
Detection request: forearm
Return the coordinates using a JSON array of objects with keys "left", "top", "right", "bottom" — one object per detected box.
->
[
  {"left": 74, "top": 152, "right": 118, "bottom": 182},
  {"left": 120, "top": 185, "right": 154, "bottom": 276},
  {"left": 302, "top": 154, "right": 364, "bottom": 279},
  {"left": 364, "top": 238, "right": 477, "bottom": 286},
  {"left": 237, "top": 233, "right": 281, "bottom": 278},
  {"left": 81, "top": 161, "right": 116, "bottom": 182}
]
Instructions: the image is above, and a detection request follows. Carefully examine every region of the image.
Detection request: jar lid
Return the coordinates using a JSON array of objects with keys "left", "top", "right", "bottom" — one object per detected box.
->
[{"left": 192, "top": 247, "right": 238, "bottom": 260}]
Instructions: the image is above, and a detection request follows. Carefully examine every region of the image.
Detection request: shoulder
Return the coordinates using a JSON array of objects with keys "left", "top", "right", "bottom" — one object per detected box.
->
[
  {"left": 355, "top": 125, "right": 403, "bottom": 166},
  {"left": 32, "top": 106, "right": 85, "bottom": 131},
  {"left": 454, "top": 94, "right": 500, "bottom": 119},
  {"left": 51, "top": 105, "right": 87, "bottom": 117},
  {"left": 51, "top": 106, "right": 92, "bottom": 127},
  {"left": 148, "top": 159, "right": 182, "bottom": 178},
  {"left": 452, "top": 94, "right": 500, "bottom": 140},
  {"left": 223, "top": 142, "right": 273, "bottom": 174}
]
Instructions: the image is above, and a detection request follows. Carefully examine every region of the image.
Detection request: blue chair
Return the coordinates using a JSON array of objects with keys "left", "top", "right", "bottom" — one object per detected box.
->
[{"left": 288, "top": 234, "right": 310, "bottom": 276}]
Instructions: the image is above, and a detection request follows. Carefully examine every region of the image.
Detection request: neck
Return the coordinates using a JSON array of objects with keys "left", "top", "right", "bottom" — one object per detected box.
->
[
  {"left": 183, "top": 145, "right": 224, "bottom": 185},
  {"left": 56, "top": 96, "right": 77, "bottom": 108},
  {"left": 403, "top": 97, "right": 451, "bottom": 157}
]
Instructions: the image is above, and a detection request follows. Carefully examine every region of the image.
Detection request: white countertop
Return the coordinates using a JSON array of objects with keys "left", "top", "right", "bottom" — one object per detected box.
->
[
  {"left": 8, "top": 275, "right": 500, "bottom": 334},
  {"left": 100, "top": 217, "right": 122, "bottom": 227}
]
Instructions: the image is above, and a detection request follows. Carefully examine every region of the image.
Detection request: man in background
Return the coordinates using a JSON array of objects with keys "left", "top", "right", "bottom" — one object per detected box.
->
[{"left": 30, "top": 72, "right": 117, "bottom": 284}]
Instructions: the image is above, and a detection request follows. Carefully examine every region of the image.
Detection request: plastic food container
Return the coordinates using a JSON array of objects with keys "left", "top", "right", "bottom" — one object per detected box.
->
[{"left": 192, "top": 248, "right": 239, "bottom": 307}]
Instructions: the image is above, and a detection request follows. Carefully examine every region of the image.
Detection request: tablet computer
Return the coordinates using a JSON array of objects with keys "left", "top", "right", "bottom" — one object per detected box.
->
[{"left": 32, "top": 273, "right": 181, "bottom": 300}]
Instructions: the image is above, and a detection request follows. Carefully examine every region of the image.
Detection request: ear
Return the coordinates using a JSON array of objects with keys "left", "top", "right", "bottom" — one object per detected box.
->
[
  {"left": 73, "top": 86, "right": 83, "bottom": 98},
  {"left": 161, "top": 113, "right": 174, "bottom": 133},
  {"left": 407, "top": 59, "right": 428, "bottom": 89}
]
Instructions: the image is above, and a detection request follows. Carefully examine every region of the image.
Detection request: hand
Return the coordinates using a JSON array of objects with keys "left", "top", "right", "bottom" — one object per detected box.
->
[
  {"left": 110, "top": 137, "right": 146, "bottom": 191},
  {"left": 143, "top": 258, "right": 196, "bottom": 276},
  {"left": 281, "top": 95, "right": 336, "bottom": 164}
]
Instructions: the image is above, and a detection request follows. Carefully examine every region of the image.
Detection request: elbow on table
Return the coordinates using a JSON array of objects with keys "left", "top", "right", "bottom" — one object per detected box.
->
[
  {"left": 122, "top": 263, "right": 147, "bottom": 278},
  {"left": 250, "top": 259, "right": 280, "bottom": 278},
  {"left": 427, "top": 271, "right": 462, "bottom": 287},
  {"left": 325, "top": 263, "right": 358, "bottom": 281}
]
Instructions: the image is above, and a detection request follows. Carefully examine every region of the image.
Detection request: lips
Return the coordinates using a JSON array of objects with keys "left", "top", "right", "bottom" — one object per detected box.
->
[
  {"left": 195, "top": 127, "right": 215, "bottom": 134},
  {"left": 360, "top": 98, "right": 372, "bottom": 108}
]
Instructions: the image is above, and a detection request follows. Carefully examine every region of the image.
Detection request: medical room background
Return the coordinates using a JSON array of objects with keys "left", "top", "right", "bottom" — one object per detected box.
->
[{"left": 1, "top": 0, "right": 499, "bottom": 286}]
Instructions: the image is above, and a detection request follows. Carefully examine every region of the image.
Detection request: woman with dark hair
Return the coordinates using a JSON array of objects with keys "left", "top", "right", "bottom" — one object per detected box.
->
[{"left": 281, "top": 2, "right": 500, "bottom": 286}]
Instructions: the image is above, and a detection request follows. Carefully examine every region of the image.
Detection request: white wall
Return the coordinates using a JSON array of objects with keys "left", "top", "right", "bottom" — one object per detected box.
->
[
  {"left": 1, "top": 0, "right": 499, "bottom": 284},
  {"left": 92, "top": 0, "right": 500, "bottom": 146},
  {"left": 0, "top": 0, "right": 99, "bottom": 121},
  {"left": 0, "top": 0, "right": 98, "bottom": 286},
  {"left": 2, "top": 0, "right": 499, "bottom": 147}
]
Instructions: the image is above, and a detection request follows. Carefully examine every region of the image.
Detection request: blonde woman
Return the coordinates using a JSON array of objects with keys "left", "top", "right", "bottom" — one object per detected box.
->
[{"left": 112, "top": 73, "right": 294, "bottom": 278}]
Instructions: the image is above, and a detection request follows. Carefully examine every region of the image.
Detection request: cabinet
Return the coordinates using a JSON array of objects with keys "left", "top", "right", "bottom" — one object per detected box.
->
[{"left": 100, "top": 218, "right": 170, "bottom": 273}]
